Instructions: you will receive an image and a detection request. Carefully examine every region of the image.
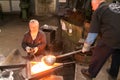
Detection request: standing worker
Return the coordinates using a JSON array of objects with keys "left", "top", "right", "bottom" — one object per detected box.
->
[
  {"left": 19, "top": 0, "right": 30, "bottom": 21},
  {"left": 81, "top": 0, "right": 120, "bottom": 80},
  {"left": 21, "top": 19, "right": 47, "bottom": 61}
]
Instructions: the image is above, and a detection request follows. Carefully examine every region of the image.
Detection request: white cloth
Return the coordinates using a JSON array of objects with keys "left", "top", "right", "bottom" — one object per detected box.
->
[
  {"left": 82, "top": 42, "right": 91, "bottom": 53},
  {"left": 25, "top": 46, "right": 31, "bottom": 53}
]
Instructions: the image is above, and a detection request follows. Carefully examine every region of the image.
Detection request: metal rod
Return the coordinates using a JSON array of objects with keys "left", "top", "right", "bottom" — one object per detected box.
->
[
  {"left": 0, "top": 63, "right": 27, "bottom": 69},
  {"left": 57, "top": 49, "right": 82, "bottom": 58},
  {"left": 56, "top": 46, "right": 95, "bottom": 58},
  {"left": 63, "top": 61, "right": 75, "bottom": 65}
]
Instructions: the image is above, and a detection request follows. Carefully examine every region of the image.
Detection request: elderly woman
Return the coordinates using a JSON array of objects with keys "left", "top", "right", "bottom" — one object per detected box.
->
[{"left": 22, "top": 19, "right": 47, "bottom": 60}]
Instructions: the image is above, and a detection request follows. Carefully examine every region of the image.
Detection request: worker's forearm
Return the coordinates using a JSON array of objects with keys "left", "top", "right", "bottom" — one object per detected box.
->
[{"left": 85, "top": 33, "right": 98, "bottom": 45}]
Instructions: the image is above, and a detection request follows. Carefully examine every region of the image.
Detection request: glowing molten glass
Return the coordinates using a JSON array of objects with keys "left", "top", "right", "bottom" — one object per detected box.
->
[
  {"left": 31, "top": 62, "right": 53, "bottom": 74},
  {"left": 42, "top": 55, "right": 56, "bottom": 66},
  {"left": 31, "top": 62, "right": 62, "bottom": 75}
]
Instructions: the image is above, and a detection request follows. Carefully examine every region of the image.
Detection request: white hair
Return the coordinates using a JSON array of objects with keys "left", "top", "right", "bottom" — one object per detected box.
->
[{"left": 29, "top": 19, "right": 39, "bottom": 27}]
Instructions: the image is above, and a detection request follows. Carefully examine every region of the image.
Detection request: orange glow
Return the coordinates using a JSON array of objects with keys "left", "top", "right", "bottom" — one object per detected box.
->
[{"left": 31, "top": 62, "right": 62, "bottom": 74}]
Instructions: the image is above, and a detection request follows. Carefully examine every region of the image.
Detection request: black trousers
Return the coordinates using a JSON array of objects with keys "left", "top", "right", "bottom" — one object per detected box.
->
[
  {"left": 88, "top": 41, "right": 114, "bottom": 78},
  {"left": 109, "top": 49, "right": 120, "bottom": 78}
]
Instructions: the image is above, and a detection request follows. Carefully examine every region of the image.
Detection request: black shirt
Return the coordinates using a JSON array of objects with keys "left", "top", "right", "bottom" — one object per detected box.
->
[
  {"left": 89, "top": 2, "right": 120, "bottom": 48},
  {"left": 22, "top": 30, "right": 47, "bottom": 56}
]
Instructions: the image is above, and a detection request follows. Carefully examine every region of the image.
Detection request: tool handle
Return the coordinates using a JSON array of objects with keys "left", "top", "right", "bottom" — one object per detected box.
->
[
  {"left": 63, "top": 61, "right": 75, "bottom": 65},
  {"left": 56, "top": 46, "right": 95, "bottom": 58},
  {"left": 56, "top": 49, "right": 82, "bottom": 58}
]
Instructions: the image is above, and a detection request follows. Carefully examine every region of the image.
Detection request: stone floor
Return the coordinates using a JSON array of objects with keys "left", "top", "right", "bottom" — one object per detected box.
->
[
  {"left": 0, "top": 13, "right": 120, "bottom": 80},
  {"left": 0, "top": 13, "right": 61, "bottom": 56},
  {"left": 75, "top": 58, "right": 120, "bottom": 80}
]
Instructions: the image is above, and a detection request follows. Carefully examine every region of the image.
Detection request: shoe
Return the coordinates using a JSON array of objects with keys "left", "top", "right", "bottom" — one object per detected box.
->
[
  {"left": 81, "top": 68, "right": 92, "bottom": 80},
  {"left": 106, "top": 69, "right": 117, "bottom": 80}
]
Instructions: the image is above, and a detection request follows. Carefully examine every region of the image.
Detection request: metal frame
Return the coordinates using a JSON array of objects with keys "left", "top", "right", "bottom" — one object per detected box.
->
[{"left": 0, "top": 63, "right": 27, "bottom": 70}]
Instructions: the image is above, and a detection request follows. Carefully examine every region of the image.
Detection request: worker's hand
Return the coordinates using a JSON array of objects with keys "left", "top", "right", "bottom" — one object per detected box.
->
[
  {"left": 73, "top": 8, "right": 76, "bottom": 12},
  {"left": 82, "top": 42, "right": 91, "bottom": 53},
  {"left": 25, "top": 46, "right": 32, "bottom": 53},
  {"left": 33, "top": 47, "right": 38, "bottom": 54},
  {"left": 78, "top": 38, "right": 85, "bottom": 44}
]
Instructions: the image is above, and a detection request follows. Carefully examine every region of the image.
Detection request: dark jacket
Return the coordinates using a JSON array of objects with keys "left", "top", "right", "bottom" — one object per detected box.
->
[
  {"left": 89, "top": 2, "right": 120, "bottom": 48},
  {"left": 22, "top": 30, "right": 47, "bottom": 56}
]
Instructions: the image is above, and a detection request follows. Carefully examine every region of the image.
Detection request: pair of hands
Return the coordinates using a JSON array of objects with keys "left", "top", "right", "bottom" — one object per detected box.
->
[{"left": 25, "top": 46, "right": 38, "bottom": 54}]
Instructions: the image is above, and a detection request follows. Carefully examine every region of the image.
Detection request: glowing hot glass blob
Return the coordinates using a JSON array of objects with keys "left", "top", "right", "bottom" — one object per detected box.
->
[{"left": 31, "top": 62, "right": 53, "bottom": 74}]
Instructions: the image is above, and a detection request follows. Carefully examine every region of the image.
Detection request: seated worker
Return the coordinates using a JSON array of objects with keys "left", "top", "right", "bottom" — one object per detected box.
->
[{"left": 21, "top": 19, "right": 47, "bottom": 60}]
